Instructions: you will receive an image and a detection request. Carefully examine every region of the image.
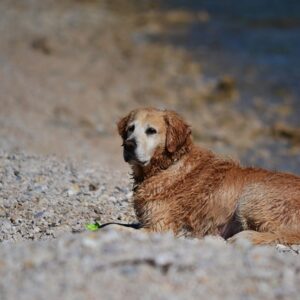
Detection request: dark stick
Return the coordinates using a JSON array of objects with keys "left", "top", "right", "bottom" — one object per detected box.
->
[{"left": 99, "top": 222, "right": 142, "bottom": 230}]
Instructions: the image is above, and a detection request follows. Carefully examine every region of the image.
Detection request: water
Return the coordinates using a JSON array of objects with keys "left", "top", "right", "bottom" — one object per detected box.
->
[{"left": 160, "top": 0, "right": 300, "bottom": 173}]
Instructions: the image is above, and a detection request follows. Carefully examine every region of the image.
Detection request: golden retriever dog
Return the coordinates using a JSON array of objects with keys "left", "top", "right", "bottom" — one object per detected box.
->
[{"left": 117, "top": 107, "right": 300, "bottom": 245}]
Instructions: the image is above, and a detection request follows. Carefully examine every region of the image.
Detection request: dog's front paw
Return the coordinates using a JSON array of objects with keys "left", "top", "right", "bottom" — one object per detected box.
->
[
  {"left": 227, "top": 230, "right": 279, "bottom": 246},
  {"left": 227, "top": 230, "right": 255, "bottom": 246}
]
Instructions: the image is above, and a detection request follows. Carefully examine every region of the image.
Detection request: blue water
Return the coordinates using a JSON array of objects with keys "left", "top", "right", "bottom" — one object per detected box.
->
[
  {"left": 161, "top": 0, "right": 300, "bottom": 173},
  {"left": 163, "top": 0, "right": 300, "bottom": 124}
]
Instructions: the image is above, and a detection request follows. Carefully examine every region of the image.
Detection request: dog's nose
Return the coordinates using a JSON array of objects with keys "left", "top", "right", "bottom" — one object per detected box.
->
[{"left": 124, "top": 139, "right": 137, "bottom": 152}]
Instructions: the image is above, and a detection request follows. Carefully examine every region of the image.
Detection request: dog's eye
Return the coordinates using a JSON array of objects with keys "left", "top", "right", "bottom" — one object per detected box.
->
[
  {"left": 127, "top": 125, "right": 135, "bottom": 133},
  {"left": 146, "top": 127, "right": 157, "bottom": 135}
]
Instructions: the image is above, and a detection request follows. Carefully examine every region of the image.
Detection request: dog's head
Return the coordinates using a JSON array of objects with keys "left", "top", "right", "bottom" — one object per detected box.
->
[{"left": 117, "top": 107, "right": 191, "bottom": 166}]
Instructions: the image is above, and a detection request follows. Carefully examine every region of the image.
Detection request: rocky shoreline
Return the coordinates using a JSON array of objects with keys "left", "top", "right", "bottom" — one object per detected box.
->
[
  {"left": 0, "top": 1, "right": 299, "bottom": 299},
  {"left": 0, "top": 152, "right": 299, "bottom": 299}
]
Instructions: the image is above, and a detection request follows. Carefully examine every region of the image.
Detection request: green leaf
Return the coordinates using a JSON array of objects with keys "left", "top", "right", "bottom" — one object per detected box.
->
[{"left": 85, "top": 222, "right": 101, "bottom": 231}]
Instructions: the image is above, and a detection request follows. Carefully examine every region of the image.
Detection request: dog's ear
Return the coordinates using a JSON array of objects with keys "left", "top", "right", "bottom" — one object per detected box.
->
[
  {"left": 117, "top": 111, "right": 133, "bottom": 139},
  {"left": 164, "top": 110, "right": 191, "bottom": 153}
]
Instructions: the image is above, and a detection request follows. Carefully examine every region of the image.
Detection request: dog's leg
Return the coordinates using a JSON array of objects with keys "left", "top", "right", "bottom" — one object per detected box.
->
[{"left": 228, "top": 230, "right": 300, "bottom": 245}]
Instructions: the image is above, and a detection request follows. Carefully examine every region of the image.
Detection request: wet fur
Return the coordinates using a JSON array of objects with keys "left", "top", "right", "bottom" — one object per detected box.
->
[{"left": 118, "top": 108, "right": 300, "bottom": 245}]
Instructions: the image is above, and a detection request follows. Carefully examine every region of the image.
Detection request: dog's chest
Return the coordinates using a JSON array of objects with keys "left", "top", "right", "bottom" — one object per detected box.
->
[
  {"left": 134, "top": 196, "right": 172, "bottom": 231},
  {"left": 133, "top": 174, "right": 181, "bottom": 231}
]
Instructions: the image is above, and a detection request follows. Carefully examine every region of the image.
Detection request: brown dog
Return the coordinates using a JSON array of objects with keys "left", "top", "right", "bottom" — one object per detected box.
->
[{"left": 117, "top": 107, "right": 300, "bottom": 245}]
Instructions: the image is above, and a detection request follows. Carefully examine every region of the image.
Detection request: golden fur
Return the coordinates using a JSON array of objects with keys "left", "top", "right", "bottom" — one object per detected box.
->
[{"left": 118, "top": 107, "right": 300, "bottom": 245}]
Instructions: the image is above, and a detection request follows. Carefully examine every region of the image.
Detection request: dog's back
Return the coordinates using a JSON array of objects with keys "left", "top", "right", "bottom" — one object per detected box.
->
[{"left": 135, "top": 146, "right": 300, "bottom": 244}]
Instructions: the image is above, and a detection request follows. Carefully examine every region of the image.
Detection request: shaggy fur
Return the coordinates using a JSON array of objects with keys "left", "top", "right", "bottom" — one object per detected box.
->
[{"left": 118, "top": 107, "right": 300, "bottom": 245}]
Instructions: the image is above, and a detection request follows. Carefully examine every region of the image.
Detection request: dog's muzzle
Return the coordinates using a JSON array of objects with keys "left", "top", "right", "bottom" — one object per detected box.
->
[{"left": 123, "top": 139, "right": 137, "bottom": 162}]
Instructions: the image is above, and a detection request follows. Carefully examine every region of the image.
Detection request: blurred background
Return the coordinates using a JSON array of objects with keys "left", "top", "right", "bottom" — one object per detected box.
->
[{"left": 1, "top": 0, "right": 299, "bottom": 173}]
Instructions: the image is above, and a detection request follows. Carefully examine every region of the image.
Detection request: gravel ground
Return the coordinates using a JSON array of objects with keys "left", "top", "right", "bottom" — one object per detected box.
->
[
  {"left": 0, "top": 1, "right": 300, "bottom": 299},
  {"left": 0, "top": 152, "right": 135, "bottom": 242},
  {"left": 0, "top": 227, "right": 299, "bottom": 300},
  {"left": 0, "top": 152, "right": 299, "bottom": 300}
]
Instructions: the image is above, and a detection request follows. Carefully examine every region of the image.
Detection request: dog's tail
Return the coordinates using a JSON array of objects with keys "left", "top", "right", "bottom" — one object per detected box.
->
[
  {"left": 247, "top": 229, "right": 300, "bottom": 245},
  {"left": 229, "top": 229, "right": 300, "bottom": 246},
  {"left": 258, "top": 230, "right": 300, "bottom": 245}
]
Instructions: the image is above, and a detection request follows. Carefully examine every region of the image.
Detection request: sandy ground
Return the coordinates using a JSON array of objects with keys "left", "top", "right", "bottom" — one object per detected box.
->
[
  {"left": 0, "top": 0, "right": 274, "bottom": 168},
  {"left": 0, "top": 1, "right": 299, "bottom": 299}
]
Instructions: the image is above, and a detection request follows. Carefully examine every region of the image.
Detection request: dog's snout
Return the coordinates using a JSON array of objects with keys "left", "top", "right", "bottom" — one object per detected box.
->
[{"left": 124, "top": 139, "right": 137, "bottom": 152}]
